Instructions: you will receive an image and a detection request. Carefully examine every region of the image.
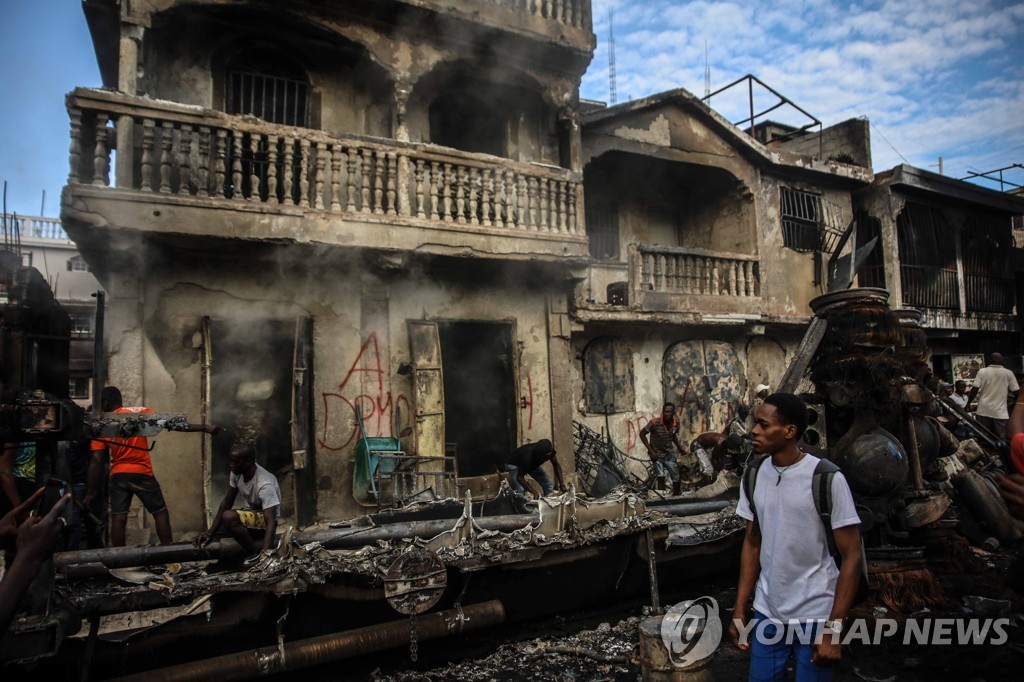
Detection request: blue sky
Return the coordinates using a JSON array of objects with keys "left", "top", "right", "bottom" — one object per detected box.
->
[
  {"left": 582, "top": 0, "right": 1024, "bottom": 189},
  {"left": 0, "top": 0, "right": 1021, "bottom": 217}
]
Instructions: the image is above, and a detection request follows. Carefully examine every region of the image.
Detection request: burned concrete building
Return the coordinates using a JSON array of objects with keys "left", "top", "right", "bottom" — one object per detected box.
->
[
  {"left": 571, "top": 91, "right": 873, "bottom": 470},
  {"left": 855, "top": 165, "right": 1024, "bottom": 380},
  {"left": 63, "top": 0, "right": 596, "bottom": 538},
  {"left": 61, "top": 0, "right": 895, "bottom": 534}
]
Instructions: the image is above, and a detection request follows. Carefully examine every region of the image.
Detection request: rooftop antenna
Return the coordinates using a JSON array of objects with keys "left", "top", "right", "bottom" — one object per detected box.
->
[
  {"left": 608, "top": 6, "right": 618, "bottom": 105},
  {"left": 704, "top": 39, "right": 710, "bottom": 98}
]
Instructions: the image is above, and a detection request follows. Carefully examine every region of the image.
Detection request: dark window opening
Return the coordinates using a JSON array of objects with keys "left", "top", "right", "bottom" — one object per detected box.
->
[
  {"left": 896, "top": 203, "right": 958, "bottom": 309},
  {"left": 428, "top": 92, "right": 507, "bottom": 157},
  {"left": 67, "top": 255, "right": 89, "bottom": 272},
  {"left": 584, "top": 337, "right": 634, "bottom": 413},
  {"left": 587, "top": 200, "right": 619, "bottom": 260},
  {"left": 855, "top": 210, "right": 886, "bottom": 289},
  {"left": 780, "top": 187, "right": 822, "bottom": 252}
]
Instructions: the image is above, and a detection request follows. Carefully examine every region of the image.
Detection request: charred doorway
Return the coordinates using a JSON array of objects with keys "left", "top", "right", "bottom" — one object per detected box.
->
[
  {"left": 205, "top": 317, "right": 314, "bottom": 524},
  {"left": 438, "top": 321, "right": 517, "bottom": 477}
]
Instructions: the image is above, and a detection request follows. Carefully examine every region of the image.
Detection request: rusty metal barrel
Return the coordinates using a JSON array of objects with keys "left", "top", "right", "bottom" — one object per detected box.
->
[{"left": 638, "top": 612, "right": 716, "bottom": 681}]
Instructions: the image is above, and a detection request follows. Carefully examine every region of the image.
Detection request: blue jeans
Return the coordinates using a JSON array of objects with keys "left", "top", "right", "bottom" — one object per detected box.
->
[
  {"left": 506, "top": 464, "right": 553, "bottom": 495},
  {"left": 749, "top": 611, "right": 833, "bottom": 682},
  {"left": 652, "top": 456, "right": 679, "bottom": 483}
]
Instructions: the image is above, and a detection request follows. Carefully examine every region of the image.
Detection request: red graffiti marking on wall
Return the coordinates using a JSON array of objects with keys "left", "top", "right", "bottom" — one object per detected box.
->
[
  {"left": 625, "top": 415, "right": 652, "bottom": 451},
  {"left": 319, "top": 333, "right": 409, "bottom": 451}
]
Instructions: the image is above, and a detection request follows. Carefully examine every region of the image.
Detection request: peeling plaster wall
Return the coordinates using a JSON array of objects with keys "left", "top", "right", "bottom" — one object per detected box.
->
[
  {"left": 570, "top": 327, "right": 802, "bottom": 473},
  {"left": 756, "top": 176, "right": 857, "bottom": 316}
]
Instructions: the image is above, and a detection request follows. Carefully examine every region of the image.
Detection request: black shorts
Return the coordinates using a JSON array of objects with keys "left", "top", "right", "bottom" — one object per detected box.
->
[{"left": 109, "top": 473, "right": 167, "bottom": 516}]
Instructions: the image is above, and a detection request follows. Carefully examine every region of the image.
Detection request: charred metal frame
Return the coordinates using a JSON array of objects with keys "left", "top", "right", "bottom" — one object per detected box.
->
[{"left": 703, "top": 74, "right": 823, "bottom": 156}]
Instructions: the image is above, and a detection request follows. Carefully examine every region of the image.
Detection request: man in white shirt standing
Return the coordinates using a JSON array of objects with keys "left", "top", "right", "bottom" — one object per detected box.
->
[
  {"left": 194, "top": 445, "right": 281, "bottom": 560},
  {"left": 729, "top": 393, "right": 862, "bottom": 681},
  {"left": 968, "top": 353, "right": 1020, "bottom": 438}
]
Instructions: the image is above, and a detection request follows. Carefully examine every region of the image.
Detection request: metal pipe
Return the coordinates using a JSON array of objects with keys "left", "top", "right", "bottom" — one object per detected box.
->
[
  {"left": 645, "top": 528, "right": 661, "bottom": 613},
  {"left": 107, "top": 600, "right": 505, "bottom": 682},
  {"left": 649, "top": 500, "right": 731, "bottom": 517},
  {"left": 56, "top": 514, "right": 539, "bottom": 570},
  {"left": 55, "top": 539, "right": 246, "bottom": 571},
  {"left": 298, "top": 513, "right": 537, "bottom": 549}
]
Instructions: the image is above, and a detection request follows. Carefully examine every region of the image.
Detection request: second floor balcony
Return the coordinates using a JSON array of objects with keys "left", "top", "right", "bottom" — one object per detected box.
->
[
  {"left": 63, "top": 89, "right": 587, "bottom": 262},
  {"left": 575, "top": 243, "right": 762, "bottom": 322}
]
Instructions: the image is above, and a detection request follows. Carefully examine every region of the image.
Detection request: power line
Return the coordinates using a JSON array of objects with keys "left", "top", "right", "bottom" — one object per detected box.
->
[{"left": 867, "top": 120, "right": 909, "bottom": 165}]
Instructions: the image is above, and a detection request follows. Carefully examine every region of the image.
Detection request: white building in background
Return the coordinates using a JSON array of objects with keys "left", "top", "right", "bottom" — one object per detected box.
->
[{"left": 5, "top": 214, "right": 103, "bottom": 405}]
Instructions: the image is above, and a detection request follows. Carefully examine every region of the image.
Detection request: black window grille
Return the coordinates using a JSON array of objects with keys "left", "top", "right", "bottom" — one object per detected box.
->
[
  {"left": 962, "top": 214, "right": 1013, "bottom": 314},
  {"left": 224, "top": 52, "right": 310, "bottom": 200},
  {"left": 780, "top": 187, "right": 822, "bottom": 252},
  {"left": 896, "top": 203, "right": 958, "bottom": 309},
  {"left": 227, "top": 71, "right": 309, "bottom": 128}
]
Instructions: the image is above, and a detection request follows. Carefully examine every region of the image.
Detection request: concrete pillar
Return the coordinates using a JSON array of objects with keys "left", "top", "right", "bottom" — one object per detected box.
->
[
  {"left": 115, "top": 24, "right": 144, "bottom": 189},
  {"left": 547, "top": 293, "right": 575, "bottom": 486}
]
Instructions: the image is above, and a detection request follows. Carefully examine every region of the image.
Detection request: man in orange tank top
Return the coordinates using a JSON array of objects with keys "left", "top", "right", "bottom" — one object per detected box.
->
[{"left": 89, "top": 386, "right": 218, "bottom": 546}]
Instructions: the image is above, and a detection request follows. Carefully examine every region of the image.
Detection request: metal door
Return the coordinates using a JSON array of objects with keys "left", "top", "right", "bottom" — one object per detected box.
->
[
  {"left": 662, "top": 340, "right": 743, "bottom": 435},
  {"left": 407, "top": 320, "right": 445, "bottom": 459}
]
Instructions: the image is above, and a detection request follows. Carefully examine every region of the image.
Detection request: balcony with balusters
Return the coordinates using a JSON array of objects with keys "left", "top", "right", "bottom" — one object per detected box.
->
[
  {"left": 61, "top": 88, "right": 587, "bottom": 262},
  {"left": 401, "top": 0, "right": 593, "bottom": 52},
  {"left": 628, "top": 244, "right": 762, "bottom": 318}
]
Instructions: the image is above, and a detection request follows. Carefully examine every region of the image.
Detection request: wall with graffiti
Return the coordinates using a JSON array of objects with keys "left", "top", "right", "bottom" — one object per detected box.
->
[{"left": 571, "top": 330, "right": 798, "bottom": 469}]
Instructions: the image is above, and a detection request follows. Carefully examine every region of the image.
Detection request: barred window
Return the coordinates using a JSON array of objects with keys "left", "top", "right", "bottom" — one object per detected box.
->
[
  {"left": 226, "top": 50, "right": 309, "bottom": 128},
  {"left": 780, "top": 187, "right": 822, "bottom": 252},
  {"left": 67, "top": 255, "right": 89, "bottom": 272}
]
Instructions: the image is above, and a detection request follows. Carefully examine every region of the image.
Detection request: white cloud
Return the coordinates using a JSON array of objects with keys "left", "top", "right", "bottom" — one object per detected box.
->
[{"left": 583, "top": 0, "right": 1024, "bottom": 175}]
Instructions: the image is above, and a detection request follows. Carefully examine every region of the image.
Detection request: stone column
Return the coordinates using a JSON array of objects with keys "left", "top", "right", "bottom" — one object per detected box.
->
[{"left": 115, "top": 23, "right": 145, "bottom": 188}]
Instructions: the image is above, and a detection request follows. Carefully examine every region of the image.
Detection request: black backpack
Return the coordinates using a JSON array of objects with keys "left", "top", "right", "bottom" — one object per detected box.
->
[{"left": 741, "top": 454, "right": 861, "bottom": 568}]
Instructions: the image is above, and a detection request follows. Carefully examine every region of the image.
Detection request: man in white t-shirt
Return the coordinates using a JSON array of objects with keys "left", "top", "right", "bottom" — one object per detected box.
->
[
  {"left": 949, "top": 380, "right": 970, "bottom": 410},
  {"left": 729, "top": 393, "right": 862, "bottom": 681},
  {"left": 194, "top": 445, "right": 281, "bottom": 559},
  {"left": 968, "top": 354, "right": 1020, "bottom": 438}
]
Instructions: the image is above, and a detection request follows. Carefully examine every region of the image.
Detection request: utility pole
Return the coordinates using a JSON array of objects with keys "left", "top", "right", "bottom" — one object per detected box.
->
[{"left": 608, "top": 6, "right": 617, "bottom": 105}]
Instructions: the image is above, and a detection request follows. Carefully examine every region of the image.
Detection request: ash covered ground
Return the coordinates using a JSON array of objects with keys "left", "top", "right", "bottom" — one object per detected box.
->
[{"left": 277, "top": 538, "right": 1024, "bottom": 682}]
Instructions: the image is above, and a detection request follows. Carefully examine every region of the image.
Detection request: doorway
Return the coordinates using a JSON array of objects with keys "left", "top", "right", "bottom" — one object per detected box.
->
[
  {"left": 207, "top": 318, "right": 314, "bottom": 521},
  {"left": 437, "top": 321, "right": 517, "bottom": 476}
]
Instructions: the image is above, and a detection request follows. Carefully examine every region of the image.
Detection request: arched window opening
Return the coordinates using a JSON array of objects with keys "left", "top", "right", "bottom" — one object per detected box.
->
[{"left": 428, "top": 91, "right": 508, "bottom": 158}]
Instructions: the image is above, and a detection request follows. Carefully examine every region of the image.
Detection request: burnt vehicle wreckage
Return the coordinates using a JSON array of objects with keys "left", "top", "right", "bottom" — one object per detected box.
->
[{"left": 2, "top": 240, "right": 1024, "bottom": 680}]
